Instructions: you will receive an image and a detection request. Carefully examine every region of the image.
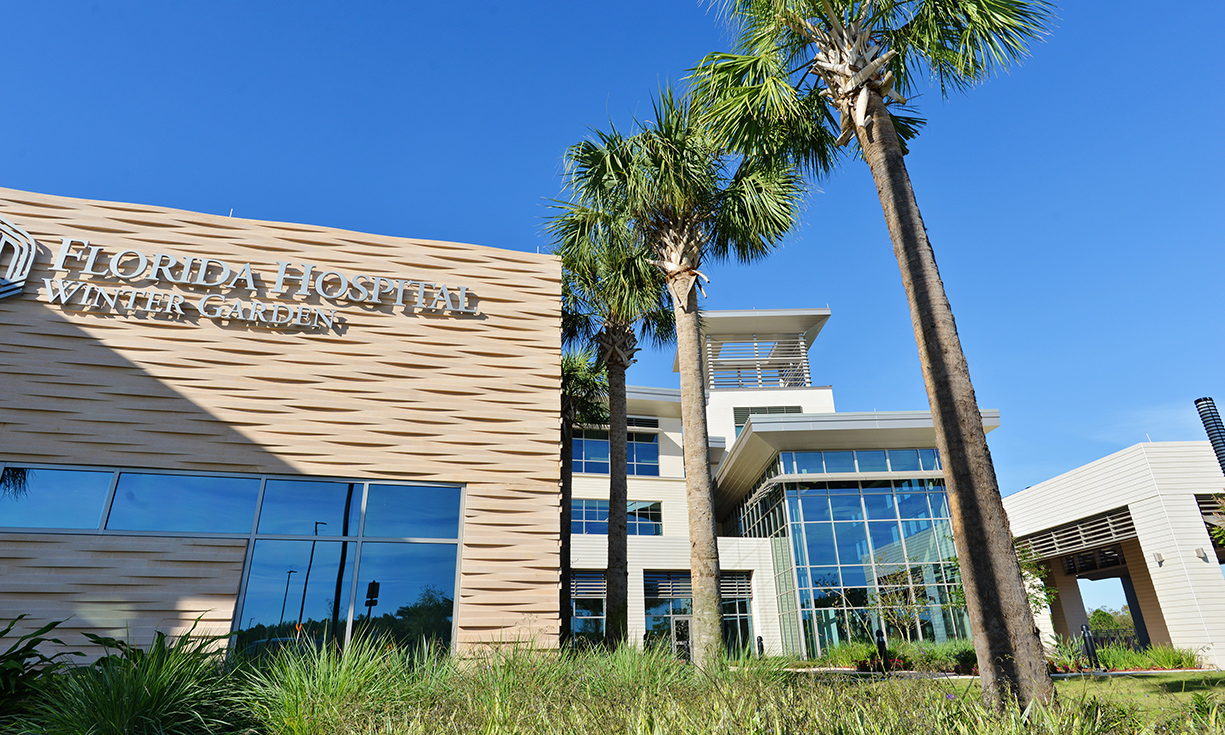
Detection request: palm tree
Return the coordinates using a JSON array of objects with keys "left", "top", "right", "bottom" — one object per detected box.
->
[
  {"left": 557, "top": 90, "right": 804, "bottom": 665},
  {"left": 551, "top": 214, "right": 673, "bottom": 649},
  {"left": 693, "top": 0, "right": 1055, "bottom": 707},
  {"left": 559, "top": 348, "right": 608, "bottom": 646}
]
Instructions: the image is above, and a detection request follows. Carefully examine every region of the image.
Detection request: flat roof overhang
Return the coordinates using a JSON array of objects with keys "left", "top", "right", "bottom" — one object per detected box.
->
[
  {"left": 713, "top": 409, "right": 1001, "bottom": 517},
  {"left": 671, "top": 308, "right": 831, "bottom": 372}
]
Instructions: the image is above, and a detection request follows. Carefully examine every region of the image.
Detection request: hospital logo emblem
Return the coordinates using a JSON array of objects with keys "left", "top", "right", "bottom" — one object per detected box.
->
[{"left": 0, "top": 216, "right": 37, "bottom": 300}]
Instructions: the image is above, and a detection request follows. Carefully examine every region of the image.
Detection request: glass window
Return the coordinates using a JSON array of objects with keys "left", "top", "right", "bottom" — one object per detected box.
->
[
  {"left": 823, "top": 452, "right": 855, "bottom": 473},
  {"left": 352, "top": 541, "right": 458, "bottom": 648},
  {"left": 839, "top": 565, "right": 870, "bottom": 586},
  {"left": 862, "top": 493, "right": 897, "bottom": 520},
  {"left": 793, "top": 452, "right": 823, "bottom": 474},
  {"left": 628, "top": 433, "right": 660, "bottom": 477},
  {"left": 258, "top": 480, "right": 362, "bottom": 536},
  {"left": 918, "top": 449, "right": 941, "bottom": 471},
  {"left": 896, "top": 492, "right": 932, "bottom": 520},
  {"left": 855, "top": 451, "right": 888, "bottom": 472},
  {"left": 861, "top": 479, "right": 893, "bottom": 493},
  {"left": 799, "top": 495, "right": 831, "bottom": 522},
  {"left": 929, "top": 491, "right": 950, "bottom": 518},
  {"left": 888, "top": 450, "right": 921, "bottom": 472},
  {"left": 0, "top": 468, "right": 112, "bottom": 529},
  {"left": 803, "top": 522, "right": 837, "bottom": 566},
  {"left": 627, "top": 501, "right": 663, "bottom": 536},
  {"left": 106, "top": 473, "right": 259, "bottom": 533},
  {"left": 234, "top": 539, "right": 354, "bottom": 653},
  {"left": 573, "top": 429, "right": 609, "bottom": 474},
  {"left": 779, "top": 453, "right": 795, "bottom": 474},
  {"left": 867, "top": 521, "right": 904, "bottom": 560},
  {"left": 362, "top": 484, "right": 461, "bottom": 539},
  {"left": 834, "top": 522, "right": 869, "bottom": 565},
  {"left": 829, "top": 495, "right": 864, "bottom": 521},
  {"left": 809, "top": 568, "right": 840, "bottom": 591}
]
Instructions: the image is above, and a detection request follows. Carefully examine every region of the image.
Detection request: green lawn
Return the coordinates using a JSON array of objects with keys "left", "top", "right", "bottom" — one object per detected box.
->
[{"left": 1054, "top": 672, "right": 1225, "bottom": 719}]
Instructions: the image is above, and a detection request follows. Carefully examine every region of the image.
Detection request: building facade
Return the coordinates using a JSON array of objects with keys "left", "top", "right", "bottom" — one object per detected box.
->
[
  {"left": 0, "top": 188, "right": 562, "bottom": 655},
  {"left": 1003, "top": 441, "right": 1225, "bottom": 668},
  {"left": 569, "top": 309, "right": 994, "bottom": 657}
]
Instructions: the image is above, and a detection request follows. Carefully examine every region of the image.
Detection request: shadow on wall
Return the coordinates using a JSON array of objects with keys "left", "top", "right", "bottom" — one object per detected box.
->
[{"left": 0, "top": 294, "right": 304, "bottom": 659}]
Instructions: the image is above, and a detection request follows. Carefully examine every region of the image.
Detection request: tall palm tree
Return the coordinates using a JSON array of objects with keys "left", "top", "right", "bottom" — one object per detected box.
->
[
  {"left": 551, "top": 217, "right": 673, "bottom": 649},
  {"left": 559, "top": 348, "right": 608, "bottom": 646},
  {"left": 557, "top": 90, "right": 804, "bottom": 665},
  {"left": 693, "top": 0, "right": 1055, "bottom": 707}
]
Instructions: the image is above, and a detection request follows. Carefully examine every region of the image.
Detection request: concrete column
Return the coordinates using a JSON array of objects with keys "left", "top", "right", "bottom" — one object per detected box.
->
[
  {"left": 1130, "top": 494, "right": 1225, "bottom": 668},
  {"left": 1046, "top": 559, "right": 1088, "bottom": 640},
  {"left": 1118, "top": 537, "right": 1171, "bottom": 646}
]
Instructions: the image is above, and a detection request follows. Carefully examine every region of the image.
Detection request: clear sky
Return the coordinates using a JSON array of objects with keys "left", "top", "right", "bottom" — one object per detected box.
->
[{"left": 4, "top": 0, "right": 1223, "bottom": 538}]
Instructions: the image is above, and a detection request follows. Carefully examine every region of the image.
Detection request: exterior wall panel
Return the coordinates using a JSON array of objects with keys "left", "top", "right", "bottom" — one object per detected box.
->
[
  {"left": 0, "top": 189, "right": 561, "bottom": 650},
  {"left": 0, "top": 533, "right": 246, "bottom": 658}
]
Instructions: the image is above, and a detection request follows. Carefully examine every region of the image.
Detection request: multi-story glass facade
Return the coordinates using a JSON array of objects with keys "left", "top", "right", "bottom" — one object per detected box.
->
[{"left": 729, "top": 450, "right": 970, "bottom": 658}]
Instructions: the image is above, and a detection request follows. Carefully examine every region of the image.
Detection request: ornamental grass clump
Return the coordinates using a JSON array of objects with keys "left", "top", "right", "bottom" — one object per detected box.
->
[{"left": 14, "top": 628, "right": 240, "bottom": 735}]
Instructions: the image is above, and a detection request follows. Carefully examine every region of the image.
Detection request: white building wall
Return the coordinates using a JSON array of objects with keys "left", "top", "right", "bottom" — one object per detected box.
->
[
  {"left": 1003, "top": 441, "right": 1225, "bottom": 668},
  {"left": 1129, "top": 493, "right": 1225, "bottom": 668},
  {"left": 705, "top": 386, "right": 835, "bottom": 448}
]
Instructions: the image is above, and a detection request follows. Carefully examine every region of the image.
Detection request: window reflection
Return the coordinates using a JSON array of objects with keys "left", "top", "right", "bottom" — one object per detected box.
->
[
  {"left": 0, "top": 468, "right": 112, "bottom": 529},
  {"left": 353, "top": 542, "right": 457, "bottom": 649},
  {"left": 235, "top": 539, "right": 354, "bottom": 654},
  {"left": 258, "top": 480, "right": 361, "bottom": 536},
  {"left": 106, "top": 473, "right": 259, "bottom": 533},
  {"left": 363, "top": 485, "right": 461, "bottom": 539}
]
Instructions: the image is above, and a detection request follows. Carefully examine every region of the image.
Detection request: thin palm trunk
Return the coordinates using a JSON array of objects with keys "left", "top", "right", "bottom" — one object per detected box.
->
[
  {"left": 560, "top": 422, "right": 574, "bottom": 647},
  {"left": 855, "top": 92, "right": 1053, "bottom": 709},
  {"left": 671, "top": 283, "right": 722, "bottom": 666},
  {"left": 605, "top": 354, "right": 630, "bottom": 648}
]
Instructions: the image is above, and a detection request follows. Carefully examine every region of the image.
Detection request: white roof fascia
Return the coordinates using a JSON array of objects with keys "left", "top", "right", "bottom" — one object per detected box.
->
[{"left": 713, "top": 409, "right": 1001, "bottom": 516}]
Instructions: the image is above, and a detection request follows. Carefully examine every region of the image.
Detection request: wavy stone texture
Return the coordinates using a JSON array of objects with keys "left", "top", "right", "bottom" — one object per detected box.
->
[{"left": 0, "top": 187, "right": 562, "bottom": 650}]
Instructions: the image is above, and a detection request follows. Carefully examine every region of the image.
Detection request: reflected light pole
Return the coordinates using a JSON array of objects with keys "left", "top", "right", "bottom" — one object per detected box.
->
[
  {"left": 298, "top": 521, "right": 327, "bottom": 628},
  {"left": 279, "top": 569, "right": 298, "bottom": 627}
]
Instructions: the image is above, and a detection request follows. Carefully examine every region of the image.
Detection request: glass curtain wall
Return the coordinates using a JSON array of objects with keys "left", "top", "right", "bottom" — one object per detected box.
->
[
  {"left": 0, "top": 465, "right": 462, "bottom": 654},
  {"left": 729, "top": 451, "right": 970, "bottom": 658}
]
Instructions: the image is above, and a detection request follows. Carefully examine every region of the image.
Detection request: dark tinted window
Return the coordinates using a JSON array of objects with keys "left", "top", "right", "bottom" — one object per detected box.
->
[
  {"left": 106, "top": 473, "right": 259, "bottom": 533},
  {"left": 352, "top": 542, "right": 458, "bottom": 648},
  {"left": 234, "top": 539, "right": 354, "bottom": 652},
  {"left": 0, "top": 468, "right": 112, "bottom": 529},
  {"left": 363, "top": 485, "right": 461, "bottom": 539},
  {"left": 258, "top": 480, "right": 361, "bottom": 536}
]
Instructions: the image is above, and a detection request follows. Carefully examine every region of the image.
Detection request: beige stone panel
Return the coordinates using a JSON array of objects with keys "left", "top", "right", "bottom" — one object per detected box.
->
[
  {"left": 0, "top": 188, "right": 562, "bottom": 649},
  {"left": 0, "top": 533, "right": 246, "bottom": 659},
  {"left": 1118, "top": 537, "right": 1172, "bottom": 646}
]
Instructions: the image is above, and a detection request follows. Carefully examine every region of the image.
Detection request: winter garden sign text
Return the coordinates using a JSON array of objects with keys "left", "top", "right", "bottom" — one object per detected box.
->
[{"left": 34, "top": 236, "right": 479, "bottom": 332}]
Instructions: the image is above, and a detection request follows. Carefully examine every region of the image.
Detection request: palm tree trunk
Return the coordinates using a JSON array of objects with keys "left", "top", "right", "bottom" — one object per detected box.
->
[
  {"left": 560, "top": 422, "right": 574, "bottom": 648},
  {"left": 605, "top": 353, "right": 630, "bottom": 648},
  {"left": 671, "top": 280, "right": 723, "bottom": 667},
  {"left": 854, "top": 92, "right": 1054, "bottom": 710}
]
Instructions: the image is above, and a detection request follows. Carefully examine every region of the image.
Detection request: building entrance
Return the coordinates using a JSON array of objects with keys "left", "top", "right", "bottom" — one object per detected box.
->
[{"left": 671, "top": 616, "right": 692, "bottom": 660}]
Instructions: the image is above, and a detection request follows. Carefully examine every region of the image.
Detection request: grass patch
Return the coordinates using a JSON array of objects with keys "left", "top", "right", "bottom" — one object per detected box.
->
[{"left": 7, "top": 633, "right": 1224, "bottom": 734}]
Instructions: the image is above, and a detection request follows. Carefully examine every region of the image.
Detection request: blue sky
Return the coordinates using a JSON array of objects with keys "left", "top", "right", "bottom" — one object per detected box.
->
[{"left": 4, "top": 1, "right": 1223, "bottom": 605}]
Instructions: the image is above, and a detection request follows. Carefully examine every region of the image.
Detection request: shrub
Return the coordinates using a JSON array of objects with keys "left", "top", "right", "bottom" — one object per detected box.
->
[
  {"left": 1142, "top": 644, "right": 1199, "bottom": 670},
  {"left": 15, "top": 627, "right": 240, "bottom": 735},
  {"left": 0, "top": 617, "right": 78, "bottom": 724}
]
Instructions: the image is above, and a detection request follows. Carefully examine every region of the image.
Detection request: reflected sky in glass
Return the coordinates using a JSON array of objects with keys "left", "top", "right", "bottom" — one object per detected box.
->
[
  {"left": 258, "top": 480, "right": 361, "bottom": 536},
  {"left": 239, "top": 539, "right": 354, "bottom": 629},
  {"left": 363, "top": 485, "right": 460, "bottom": 539},
  {"left": 354, "top": 542, "right": 457, "bottom": 645},
  {"left": 106, "top": 473, "right": 259, "bottom": 533},
  {"left": 0, "top": 468, "right": 112, "bottom": 529}
]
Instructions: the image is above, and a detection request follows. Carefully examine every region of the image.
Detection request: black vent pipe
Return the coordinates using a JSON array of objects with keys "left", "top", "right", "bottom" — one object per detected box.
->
[{"left": 1195, "top": 397, "right": 1225, "bottom": 476}]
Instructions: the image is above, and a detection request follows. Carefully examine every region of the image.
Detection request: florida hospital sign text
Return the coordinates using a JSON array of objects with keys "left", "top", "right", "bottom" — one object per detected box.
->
[{"left": 32, "top": 236, "right": 478, "bottom": 332}]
